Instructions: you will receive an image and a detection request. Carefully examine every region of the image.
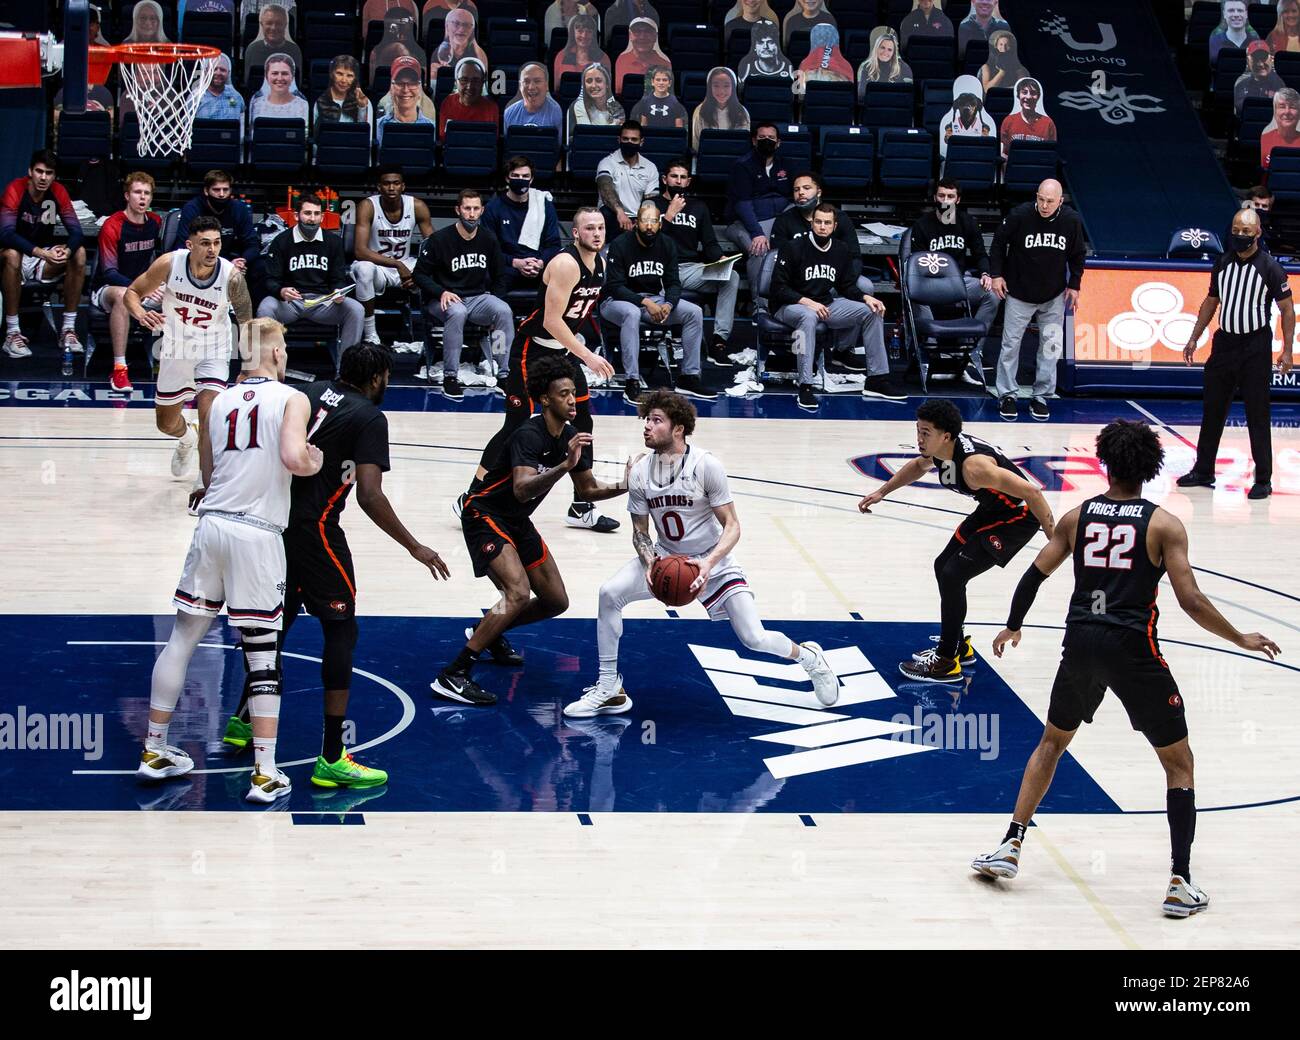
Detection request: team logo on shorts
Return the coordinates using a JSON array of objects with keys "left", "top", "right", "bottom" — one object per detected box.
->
[
  {"left": 988, "top": 534, "right": 1003, "bottom": 552},
  {"left": 329, "top": 600, "right": 348, "bottom": 614},
  {"left": 1169, "top": 693, "right": 1181, "bottom": 707},
  {"left": 508, "top": 395, "right": 523, "bottom": 408},
  {"left": 484, "top": 542, "right": 497, "bottom": 554},
  {"left": 243, "top": 390, "right": 256, "bottom": 401}
]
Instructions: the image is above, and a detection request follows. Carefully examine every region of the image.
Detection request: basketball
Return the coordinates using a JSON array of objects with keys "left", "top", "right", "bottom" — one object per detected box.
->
[{"left": 649, "top": 555, "right": 700, "bottom": 606}]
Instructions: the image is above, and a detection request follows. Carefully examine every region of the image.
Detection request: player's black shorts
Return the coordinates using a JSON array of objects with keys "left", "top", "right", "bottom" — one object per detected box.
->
[
  {"left": 1048, "top": 623, "right": 1188, "bottom": 747},
  {"left": 283, "top": 523, "right": 356, "bottom": 620},
  {"left": 954, "top": 510, "right": 1039, "bottom": 567},
  {"left": 462, "top": 507, "right": 549, "bottom": 578},
  {"left": 502, "top": 335, "right": 589, "bottom": 423}
]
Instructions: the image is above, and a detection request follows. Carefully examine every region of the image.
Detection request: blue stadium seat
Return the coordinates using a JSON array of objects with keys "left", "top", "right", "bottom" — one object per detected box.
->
[
  {"left": 667, "top": 24, "right": 720, "bottom": 74},
  {"left": 557, "top": 72, "right": 582, "bottom": 110},
  {"left": 906, "top": 34, "right": 955, "bottom": 85},
  {"left": 377, "top": 121, "right": 436, "bottom": 177},
  {"left": 568, "top": 123, "right": 619, "bottom": 179},
  {"left": 1167, "top": 226, "right": 1225, "bottom": 259},
  {"left": 55, "top": 111, "right": 112, "bottom": 167},
  {"left": 487, "top": 19, "right": 542, "bottom": 65},
  {"left": 1003, "top": 140, "right": 1060, "bottom": 195},
  {"left": 777, "top": 124, "right": 813, "bottom": 173},
  {"left": 316, "top": 121, "right": 372, "bottom": 178},
  {"left": 820, "top": 127, "right": 875, "bottom": 190},
  {"left": 743, "top": 77, "right": 796, "bottom": 125},
  {"left": 679, "top": 70, "right": 709, "bottom": 110},
  {"left": 843, "top": 30, "right": 873, "bottom": 67},
  {"left": 961, "top": 39, "right": 988, "bottom": 77},
  {"left": 503, "top": 125, "right": 560, "bottom": 184},
  {"left": 787, "top": 30, "right": 811, "bottom": 68},
  {"left": 618, "top": 74, "right": 646, "bottom": 106},
  {"left": 921, "top": 79, "right": 954, "bottom": 136},
  {"left": 308, "top": 59, "right": 332, "bottom": 99},
  {"left": 942, "top": 135, "right": 999, "bottom": 196},
  {"left": 878, "top": 127, "right": 933, "bottom": 191},
  {"left": 984, "top": 87, "right": 1013, "bottom": 126},
  {"left": 803, "top": 81, "right": 857, "bottom": 129},
  {"left": 641, "top": 126, "right": 690, "bottom": 176},
  {"left": 120, "top": 113, "right": 180, "bottom": 171},
  {"left": 694, "top": 128, "right": 753, "bottom": 186},
  {"left": 862, "top": 82, "right": 913, "bottom": 130},
  {"left": 1211, "top": 48, "right": 1249, "bottom": 107},
  {"left": 250, "top": 117, "right": 309, "bottom": 173},
  {"left": 434, "top": 67, "right": 457, "bottom": 107},
  {"left": 181, "top": 11, "right": 235, "bottom": 56},
  {"left": 1185, "top": 1, "right": 1220, "bottom": 47},
  {"left": 1248, "top": 2, "right": 1277, "bottom": 38},
  {"left": 1276, "top": 50, "right": 1300, "bottom": 90},
  {"left": 1267, "top": 147, "right": 1300, "bottom": 201},
  {"left": 1237, "top": 96, "right": 1273, "bottom": 150},
  {"left": 187, "top": 118, "right": 242, "bottom": 173},
  {"left": 439, "top": 122, "right": 493, "bottom": 179}
]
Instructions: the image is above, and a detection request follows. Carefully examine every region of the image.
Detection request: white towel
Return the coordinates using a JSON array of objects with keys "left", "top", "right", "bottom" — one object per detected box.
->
[{"left": 519, "top": 188, "right": 553, "bottom": 252}]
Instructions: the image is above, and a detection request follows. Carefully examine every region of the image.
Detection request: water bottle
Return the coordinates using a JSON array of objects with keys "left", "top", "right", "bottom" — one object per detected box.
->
[{"left": 61, "top": 343, "right": 74, "bottom": 377}]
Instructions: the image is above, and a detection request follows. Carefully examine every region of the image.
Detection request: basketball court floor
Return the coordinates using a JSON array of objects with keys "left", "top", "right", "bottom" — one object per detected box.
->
[{"left": 1, "top": 385, "right": 1297, "bottom": 949}]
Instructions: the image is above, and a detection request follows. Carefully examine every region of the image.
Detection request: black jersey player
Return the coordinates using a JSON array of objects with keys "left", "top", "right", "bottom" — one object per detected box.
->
[
  {"left": 433, "top": 354, "right": 632, "bottom": 706},
  {"left": 973, "top": 419, "right": 1280, "bottom": 917},
  {"left": 858, "top": 399, "right": 1056, "bottom": 682},
  {"left": 225, "top": 344, "right": 451, "bottom": 790},
  {"left": 463, "top": 206, "right": 621, "bottom": 533}
]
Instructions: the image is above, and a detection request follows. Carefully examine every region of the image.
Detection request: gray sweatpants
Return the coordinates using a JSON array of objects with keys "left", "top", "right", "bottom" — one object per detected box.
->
[
  {"left": 427, "top": 293, "right": 514, "bottom": 376},
  {"left": 678, "top": 261, "right": 740, "bottom": 342},
  {"left": 726, "top": 218, "right": 777, "bottom": 297},
  {"left": 914, "top": 274, "right": 1001, "bottom": 366},
  {"left": 256, "top": 296, "right": 365, "bottom": 372},
  {"left": 599, "top": 295, "right": 703, "bottom": 381},
  {"left": 995, "top": 291, "right": 1065, "bottom": 398},
  {"left": 773, "top": 297, "right": 888, "bottom": 384}
]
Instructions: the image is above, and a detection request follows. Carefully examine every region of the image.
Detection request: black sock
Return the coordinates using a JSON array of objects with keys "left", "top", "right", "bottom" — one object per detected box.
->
[
  {"left": 571, "top": 498, "right": 591, "bottom": 509},
  {"left": 322, "top": 714, "right": 346, "bottom": 763},
  {"left": 1003, "top": 820, "right": 1027, "bottom": 844},
  {"left": 449, "top": 645, "right": 479, "bottom": 675},
  {"left": 1167, "top": 787, "right": 1196, "bottom": 880}
]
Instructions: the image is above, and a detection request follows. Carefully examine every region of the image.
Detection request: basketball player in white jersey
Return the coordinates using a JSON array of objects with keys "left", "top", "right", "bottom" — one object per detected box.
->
[
  {"left": 125, "top": 215, "right": 252, "bottom": 487},
  {"left": 136, "top": 318, "right": 324, "bottom": 804},
  {"left": 565, "top": 390, "right": 839, "bottom": 717},
  {"left": 351, "top": 165, "right": 433, "bottom": 345}
]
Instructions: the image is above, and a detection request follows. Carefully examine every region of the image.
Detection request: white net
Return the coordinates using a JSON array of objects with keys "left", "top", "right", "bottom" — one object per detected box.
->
[{"left": 118, "top": 49, "right": 218, "bottom": 157}]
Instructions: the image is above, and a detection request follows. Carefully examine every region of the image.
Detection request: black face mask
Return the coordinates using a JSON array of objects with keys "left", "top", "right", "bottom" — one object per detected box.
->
[
  {"left": 812, "top": 232, "right": 833, "bottom": 248},
  {"left": 507, "top": 178, "right": 532, "bottom": 195},
  {"left": 936, "top": 200, "right": 957, "bottom": 224},
  {"left": 638, "top": 229, "right": 658, "bottom": 245},
  {"left": 1231, "top": 232, "right": 1258, "bottom": 253},
  {"left": 207, "top": 194, "right": 230, "bottom": 213},
  {"left": 620, "top": 141, "right": 641, "bottom": 159},
  {"left": 755, "top": 139, "right": 778, "bottom": 158},
  {"left": 798, "top": 196, "right": 820, "bottom": 214},
  {"left": 664, "top": 186, "right": 687, "bottom": 198}
]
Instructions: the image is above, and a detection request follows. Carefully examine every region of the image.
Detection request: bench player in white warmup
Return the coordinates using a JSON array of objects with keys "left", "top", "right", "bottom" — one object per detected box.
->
[
  {"left": 566, "top": 390, "right": 839, "bottom": 717},
  {"left": 136, "top": 318, "right": 324, "bottom": 804},
  {"left": 124, "top": 215, "right": 252, "bottom": 485},
  {"left": 350, "top": 165, "right": 433, "bottom": 345}
]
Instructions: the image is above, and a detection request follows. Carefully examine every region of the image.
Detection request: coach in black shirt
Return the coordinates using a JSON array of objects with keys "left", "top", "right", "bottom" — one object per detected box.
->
[
  {"left": 1177, "top": 208, "right": 1295, "bottom": 500},
  {"left": 988, "top": 178, "right": 1086, "bottom": 422},
  {"left": 601, "top": 201, "right": 717, "bottom": 404},
  {"left": 258, "top": 193, "right": 364, "bottom": 372},
  {"left": 412, "top": 189, "right": 513, "bottom": 400},
  {"left": 652, "top": 159, "right": 740, "bottom": 364}
]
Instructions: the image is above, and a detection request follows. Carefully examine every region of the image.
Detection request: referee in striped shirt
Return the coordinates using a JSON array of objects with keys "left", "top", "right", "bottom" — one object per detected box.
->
[{"left": 1178, "top": 208, "right": 1295, "bottom": 500}]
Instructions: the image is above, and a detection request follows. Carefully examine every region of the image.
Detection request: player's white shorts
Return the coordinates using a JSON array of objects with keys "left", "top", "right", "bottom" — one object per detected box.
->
[
  {"left": 155, "top": 333, "right": 232, "bottom": 405},
  {"left": 173, "top": 513, "right": 286, "bottom": 630},
  {"left": 351, "top": 260, "right": 404, "bottom": 301},
  {"left": 603, "top": 553, "right": 750, "bottom": 620},
  {"left": 21, "top": 254, "right": 62, "bottom": 283}
]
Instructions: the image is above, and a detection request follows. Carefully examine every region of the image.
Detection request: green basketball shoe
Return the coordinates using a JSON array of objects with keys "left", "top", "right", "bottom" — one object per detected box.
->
[{"left": 311, "top": 752, "right": 389, "bottom": 789}]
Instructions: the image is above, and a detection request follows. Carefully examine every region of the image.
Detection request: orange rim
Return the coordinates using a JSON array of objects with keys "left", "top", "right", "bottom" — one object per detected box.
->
[{"left": 88, "top": 43, "right": 221, "bottom": 86}]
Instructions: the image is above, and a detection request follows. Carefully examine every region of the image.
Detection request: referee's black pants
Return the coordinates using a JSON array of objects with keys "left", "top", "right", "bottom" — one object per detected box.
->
[{"left": 1192, "top": 327, "right": 1274, "bottom": 483}]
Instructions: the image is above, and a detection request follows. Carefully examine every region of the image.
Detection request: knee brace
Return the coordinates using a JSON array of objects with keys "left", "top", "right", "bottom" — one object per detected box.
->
[
  {"left": 241, "top": 627, "right": 281, "bottom": 715},
  {"left": 320, "top": 617, "right": 358, "bottom": 691}
]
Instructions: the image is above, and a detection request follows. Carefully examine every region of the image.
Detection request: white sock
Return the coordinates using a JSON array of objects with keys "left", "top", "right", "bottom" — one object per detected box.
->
[
  {"left": 796, "top": 643, "right": 818, "bottom": 669},
  {"left": 113, "top": 358, "right": 127, "bottom": 369},
  {"left": 363, "top": 316, "right": 377, "bottom": 339},
  {"left": 598, "top": 658, "right": 620, "bottom": 692},
  {"left": 62, "top": 312, "right": 77, "bottom": 332},
  {"left": 5, "top": 315, "right": 19, "bottom": 334},
  {"left": 145, "top": 721, "right": 169, "bottom": 752},
  {"left": 253, "top": 736, "right": 277, "bottom": 776},
  {"left": 178, "top": 423, "right": 197, "bottom": 446}
]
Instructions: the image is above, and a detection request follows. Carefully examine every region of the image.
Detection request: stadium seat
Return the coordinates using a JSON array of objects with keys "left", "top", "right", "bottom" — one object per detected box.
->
[
  {"left": 901, "top": 229, "right": 990, "bottom": 393},
  {"left": 1167, "top": 226, "right": 1225, "bottom": 259},
  {"left": 1266, "top": 147, "right": 1300, "bottom": 201},
  {"left": 776, "top": 124, "right": 813, "bottom": 172},
  {"left": 1211, "top": 48, "right": 1249, "bottom": 108},
  {"left": 742, "top": 77, "right": 796, "bottom": 125},
  {"left": 985, "top": 87, "right": 1014, "bottom": 126},
  {"left": 55, "top": 111, "right": 112, "bottom": 167},
  {"left": 487, "top": 19, "right": 542, "bottom": 65},
  {"left": 1004, "top": 140, "right": 1060, "bottom": 195},
  {"left": 181, "top": 11, "right": 235, "bottom": 56},
  {"left": 1248, "top": 3, "right": 1278, "bottom": 37},
  {"left": 568, "top": 123, "right": 619, "bottom": 180},
  {"left": 921, "top": 79, "right": 954, "bottom": 137},
  {"left": 503, "top": 125, "right": 560, "bottom": 184},
  {"left": 878, "top": 127, "right": 933, "bottom": 192},
  {"left": 1277, "top": 51, "right": 1300, "bottom": 90},
  {"left": 862, "top": 82, "right": 913, "bottom": 130},
  {"left": 962, "top": 39, "right": 989, "bottom": 77},
  {"left": 186, "top": 118, "right": 243, "bottom": 173},
  {"left": 441, "top": 121, "right": 498, "bottom": 179},
  {"left": 803, "top": 81, "right": 857, "bottom": 129},
  {"left": 250, "top": 117, "right": 309, "bottom": 173},
  {"left": 667, "top": 24, "right": 720, "bottom": 75},
  {"left": 820, "top": 127, "right": 875, "bottom": 190},
  {"left": 1236, "top": 96, "right": 1273, "bottom": 151},
  {"left": 694, "top": 128, "right": 753, "bottom": 186},
  {"left": 378, "top": 121, "right": 436, "bottom": 177},
  {"left": 557, "top": 72, "right": 582, "bottom": 111},
  {"left": 641, "top": 126, "right": 690, "bottom": 176},
  {"left": 120, "top": 113, "right": 180, "bottom": 171},
  {"left": 906, "top": 35, "right": 955, "bottom": 85},
  {"left": 680, "top": 70, "right": 709, "bottom": 110},
  {"left": 316, "top": 121, "right": 372, "bottom": 178},
  {"left": 942, "top": 135, "right": 999, "bottom": 197}
]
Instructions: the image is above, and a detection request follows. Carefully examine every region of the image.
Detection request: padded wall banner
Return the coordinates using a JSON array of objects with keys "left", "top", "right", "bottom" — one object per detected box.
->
[{"left": 1003, "top": 0, "right": 1238, "bottom": 257}]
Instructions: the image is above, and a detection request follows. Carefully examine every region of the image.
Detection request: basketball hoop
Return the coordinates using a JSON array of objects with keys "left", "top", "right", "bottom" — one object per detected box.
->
[{"left": 89, "top": 43, "right": 221, "bottom": 156}]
